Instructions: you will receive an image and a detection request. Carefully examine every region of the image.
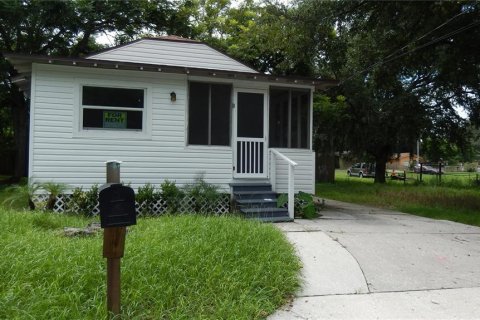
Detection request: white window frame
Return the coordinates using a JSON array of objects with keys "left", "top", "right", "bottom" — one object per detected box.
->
[{"left": 74, "top": 79, "right": 151, "bottom": 139}]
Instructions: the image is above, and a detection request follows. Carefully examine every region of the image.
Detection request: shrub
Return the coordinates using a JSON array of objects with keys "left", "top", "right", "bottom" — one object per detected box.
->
[
  {"left": 468, "top": 175, "right": 480, "bottom": 187},
  {"left": 41, "top": 182, "right": 67, "bottom": 211},
  {"left": 183, "top": 175, "right": 221, "bottom": 214},
  {"left": 464, "top": 162, "right": 478, "bottom": 173},
  {"left": 161, "top": 180, "right": 183, "bottom": 213},
  {"left": 136, "top": 183, "right": 159, "bottom": 215},
  {"left": 67, "top": 185, "right": 99, "bottom": 216},
  {"left": 2, "top": 180, "right": 40, "bottom": 210},
  {"left": 277, "top": 191, "right": 319, "bottom": 219}
]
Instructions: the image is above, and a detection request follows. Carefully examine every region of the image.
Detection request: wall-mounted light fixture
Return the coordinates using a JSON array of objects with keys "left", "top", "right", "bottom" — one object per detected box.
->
[
  {"left": 11, "top": 76, "right": 27, "bottom": 84},
  {"left": 170, "top": 91, "right": 176, "bottom": 102}
]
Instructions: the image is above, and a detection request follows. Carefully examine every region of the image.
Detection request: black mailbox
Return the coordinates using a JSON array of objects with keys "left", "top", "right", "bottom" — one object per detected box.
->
[{"left": 99, "top": 184, "right": 136, "bottom": 228}]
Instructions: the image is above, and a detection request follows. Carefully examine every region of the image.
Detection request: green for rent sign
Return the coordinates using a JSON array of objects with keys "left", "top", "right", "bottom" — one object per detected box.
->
[{"left": 103, "top": 111, "right": 127, "bottom": 129}]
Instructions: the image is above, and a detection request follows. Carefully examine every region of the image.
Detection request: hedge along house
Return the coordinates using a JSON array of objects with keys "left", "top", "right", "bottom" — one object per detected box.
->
[{"left": 5, "top": 36, "right": 335, "bottom": 221}]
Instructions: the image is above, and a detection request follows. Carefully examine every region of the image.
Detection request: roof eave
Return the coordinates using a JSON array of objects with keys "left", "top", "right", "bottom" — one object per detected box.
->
[{"left": 3, "top": 53, "right": 338, "bottom": 90}]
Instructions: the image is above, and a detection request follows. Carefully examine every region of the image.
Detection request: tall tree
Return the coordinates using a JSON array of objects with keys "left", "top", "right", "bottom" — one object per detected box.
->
[
  {"left": 0, "top": 0, "right": 192, "bottom": 180},
  {"left": 313, "top": 94, "right": 349, "bottom": 182},
  {"left": 291, "top": 0, "right": 480, "bottom": 182},
  {"left": 0, "top": 0, "right": 76, "bottom": 179}
]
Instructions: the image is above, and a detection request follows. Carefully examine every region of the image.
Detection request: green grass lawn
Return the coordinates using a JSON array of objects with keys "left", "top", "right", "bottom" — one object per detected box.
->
[
  {"left": 317, "top": 170, "right": 480, "bottom": 227},
  {"left": 0, "top": 209, "right": 300, "bottom": 319}
]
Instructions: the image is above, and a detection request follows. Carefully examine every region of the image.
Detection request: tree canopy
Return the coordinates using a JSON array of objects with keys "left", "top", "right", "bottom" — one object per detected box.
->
[
  {"left": 1, "top": 0, "right": 479, "bottom": 183},
  {"left": 290, "top": 0, "right": 480, "bottom": 181},
  {"left": 0, "top": 0, "right": 193, "bottom": 179}
]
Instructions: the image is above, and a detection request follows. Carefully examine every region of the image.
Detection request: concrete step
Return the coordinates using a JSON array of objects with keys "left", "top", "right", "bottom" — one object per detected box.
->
[
  {"left": 233, "top": 190, "right": 277, "bottom": 200},
  {"left": 253, "top": 216, "right": 294, "bottom": 223},
  {"left": 236, "top": 198, "right": 278, "bottom": 208},
  {"left": 231, "top": 183, "right": 292, "bottom": 222},
  {"left": 241, "top": 207, "right": 289, "bottom": 216},
  {"left": 241, "top": 207, "right": 291, "bottom": 222},
  {"left": 230, "top": 182, "right": 272, "bottom": 192}
]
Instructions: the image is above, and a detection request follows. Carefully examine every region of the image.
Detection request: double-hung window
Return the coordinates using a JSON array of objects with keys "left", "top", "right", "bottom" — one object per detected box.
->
[
  {"left": 269, "top": 88, "right": 310, "bottom": 149},
  {"left": 81, "top": 86, "right": 145, "bottom": 131},
  {"left": 188, "top": 82, "right": 232, "bottom": 146}
]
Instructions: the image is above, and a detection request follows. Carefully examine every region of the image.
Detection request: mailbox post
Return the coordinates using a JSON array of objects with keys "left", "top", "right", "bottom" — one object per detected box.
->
[{"left": 100, "top": 161, "right": 136, "bottom": 316}]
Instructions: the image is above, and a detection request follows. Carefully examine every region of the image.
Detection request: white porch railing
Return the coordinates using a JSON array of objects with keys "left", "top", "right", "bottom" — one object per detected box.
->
[{"left": 269, "top": 149, "right": 298, "bottom": 219}]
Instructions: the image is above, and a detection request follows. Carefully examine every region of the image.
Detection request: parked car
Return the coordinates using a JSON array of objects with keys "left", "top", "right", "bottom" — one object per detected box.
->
[
  {"left": 347, "top": 163, "right": 376, "bottom": 178},
  {"left": 413, "top": 164, "right": 441, "bottom": 174}
]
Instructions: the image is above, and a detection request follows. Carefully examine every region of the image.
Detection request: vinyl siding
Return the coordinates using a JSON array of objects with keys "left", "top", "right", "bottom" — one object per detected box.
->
[
  {"left": 30, "top": 64, "right": 233, "bottom": 191},
  {"left": 30, "top": 64, "right": 315, "bottom": 194},
  {"left": 88, "top": 39, "right": 258, "bottom": 74}
]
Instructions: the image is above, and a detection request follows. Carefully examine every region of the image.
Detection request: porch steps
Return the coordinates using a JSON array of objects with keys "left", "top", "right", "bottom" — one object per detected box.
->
[{"left": 230, "top": 183, "right": 292, "bottom": 222}]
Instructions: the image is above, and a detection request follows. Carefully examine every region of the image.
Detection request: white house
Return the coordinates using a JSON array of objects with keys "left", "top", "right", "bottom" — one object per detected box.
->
[{"left": 6, "top": 36, "right": 335, "bottom": 219}]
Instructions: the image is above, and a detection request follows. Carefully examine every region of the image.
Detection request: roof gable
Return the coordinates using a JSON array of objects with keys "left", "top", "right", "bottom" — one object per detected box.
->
[{"left": 87, "top": 38, "right": 258, "bottom": 74}]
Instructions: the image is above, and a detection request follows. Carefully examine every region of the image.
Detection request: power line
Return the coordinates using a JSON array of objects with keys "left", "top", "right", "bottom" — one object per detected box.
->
[
  {"left": 385, "top": 20, "right": 480, "bottom": 62},
  {"left": 380, "top": 11, "right": 466, "bottom": 63},
  {"left": 330, "top": 12, "right": 479, "bottom": 88}
]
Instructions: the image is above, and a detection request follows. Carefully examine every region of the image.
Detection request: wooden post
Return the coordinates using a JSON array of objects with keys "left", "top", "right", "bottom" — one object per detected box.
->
[
  {"left": 438, "top": 162, "right": 442, "bottom": 183},
  {"left": 104, "top": 160, "right": 125, "bottom": 316},
  {"left": 104, "top": 227, "right": 126, "bottom": 315}
]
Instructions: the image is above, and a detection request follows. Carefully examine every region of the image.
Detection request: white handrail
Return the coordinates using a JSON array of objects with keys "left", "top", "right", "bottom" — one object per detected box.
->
[
  {"left": 269, "top": 149, "right": 297, "bottom": 220},
  {"left": 270, "top": 149, "right": 298, "bottom": 167}
]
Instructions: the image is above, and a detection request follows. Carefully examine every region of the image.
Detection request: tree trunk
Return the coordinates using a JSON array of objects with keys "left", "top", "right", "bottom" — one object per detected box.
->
[
  {"left": 70, "top": 29, "right": 92, "bottom": 57},
  {"left": 316, "top": 151, "right": 335, "bottom": 182},
  {"left": 374, "top": 154, "right": 388, "bottom": 183},
  {"left": 315, "top": 135, "right": 336, "bottom": 183}
]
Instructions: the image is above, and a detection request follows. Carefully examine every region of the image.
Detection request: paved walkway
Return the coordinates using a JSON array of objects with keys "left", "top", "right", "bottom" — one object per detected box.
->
[{"left": 270, "top": 200, "right": 480, "bottom": 319}]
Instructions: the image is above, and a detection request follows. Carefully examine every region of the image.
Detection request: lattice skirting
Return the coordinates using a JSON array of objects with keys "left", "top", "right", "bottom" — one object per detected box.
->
[{"left": 32, "top": 194, "right": 231, "bottom": 215}]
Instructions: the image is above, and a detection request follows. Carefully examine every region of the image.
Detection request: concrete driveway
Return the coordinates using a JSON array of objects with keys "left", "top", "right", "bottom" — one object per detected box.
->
[{"left": 270, "top": 200, "right": 480, "bottom": 319}]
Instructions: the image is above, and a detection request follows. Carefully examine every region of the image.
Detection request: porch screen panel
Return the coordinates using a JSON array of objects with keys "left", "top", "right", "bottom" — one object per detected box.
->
[
  {"left": 188, "top": 82, "right": 231, "bottom": 146},
  {"left": 269, "top": 88, "right": 310, "bottom": 149},
  {"left": 188, "top": 82, "right": 209, "bottom": 145},
  {"left": 269, "top": 89, "right": 289, "bottom": 147},
  {"left": 291, "top": 90, "right": 310, "bottom": 149},
  {"left": 211, "top": 84, "right": 231, "bottom": 145}
]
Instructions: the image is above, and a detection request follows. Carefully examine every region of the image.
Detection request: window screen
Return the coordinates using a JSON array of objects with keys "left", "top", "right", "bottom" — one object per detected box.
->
[
  {"left": 81, "top": 86, "right": 144, "bottom": 131},
  {"left": 83, "top": 87, "right": 144, "bottom": 108},
  {"left": 188, "top": 82, "right": 210, "bottom": 145},
  {"left": 269, "top": 89, "right": 289, "bottom": 148},
  {"left": 269, "top": 88, "right": 310, "bottom": 149},
  {"left": 83, "top": 109, "right": 142, "bottom": 130},
  {"left": 291, "top": 90, "right": 310, "bottom": 148},
  {"left": 188, "top": 82, "right": 231, "bottom": 146}
]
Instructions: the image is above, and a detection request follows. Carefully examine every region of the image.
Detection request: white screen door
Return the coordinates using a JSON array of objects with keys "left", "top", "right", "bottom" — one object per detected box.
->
[{"left": 233, "top": 89, "right": 267, "bottom": 178}]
